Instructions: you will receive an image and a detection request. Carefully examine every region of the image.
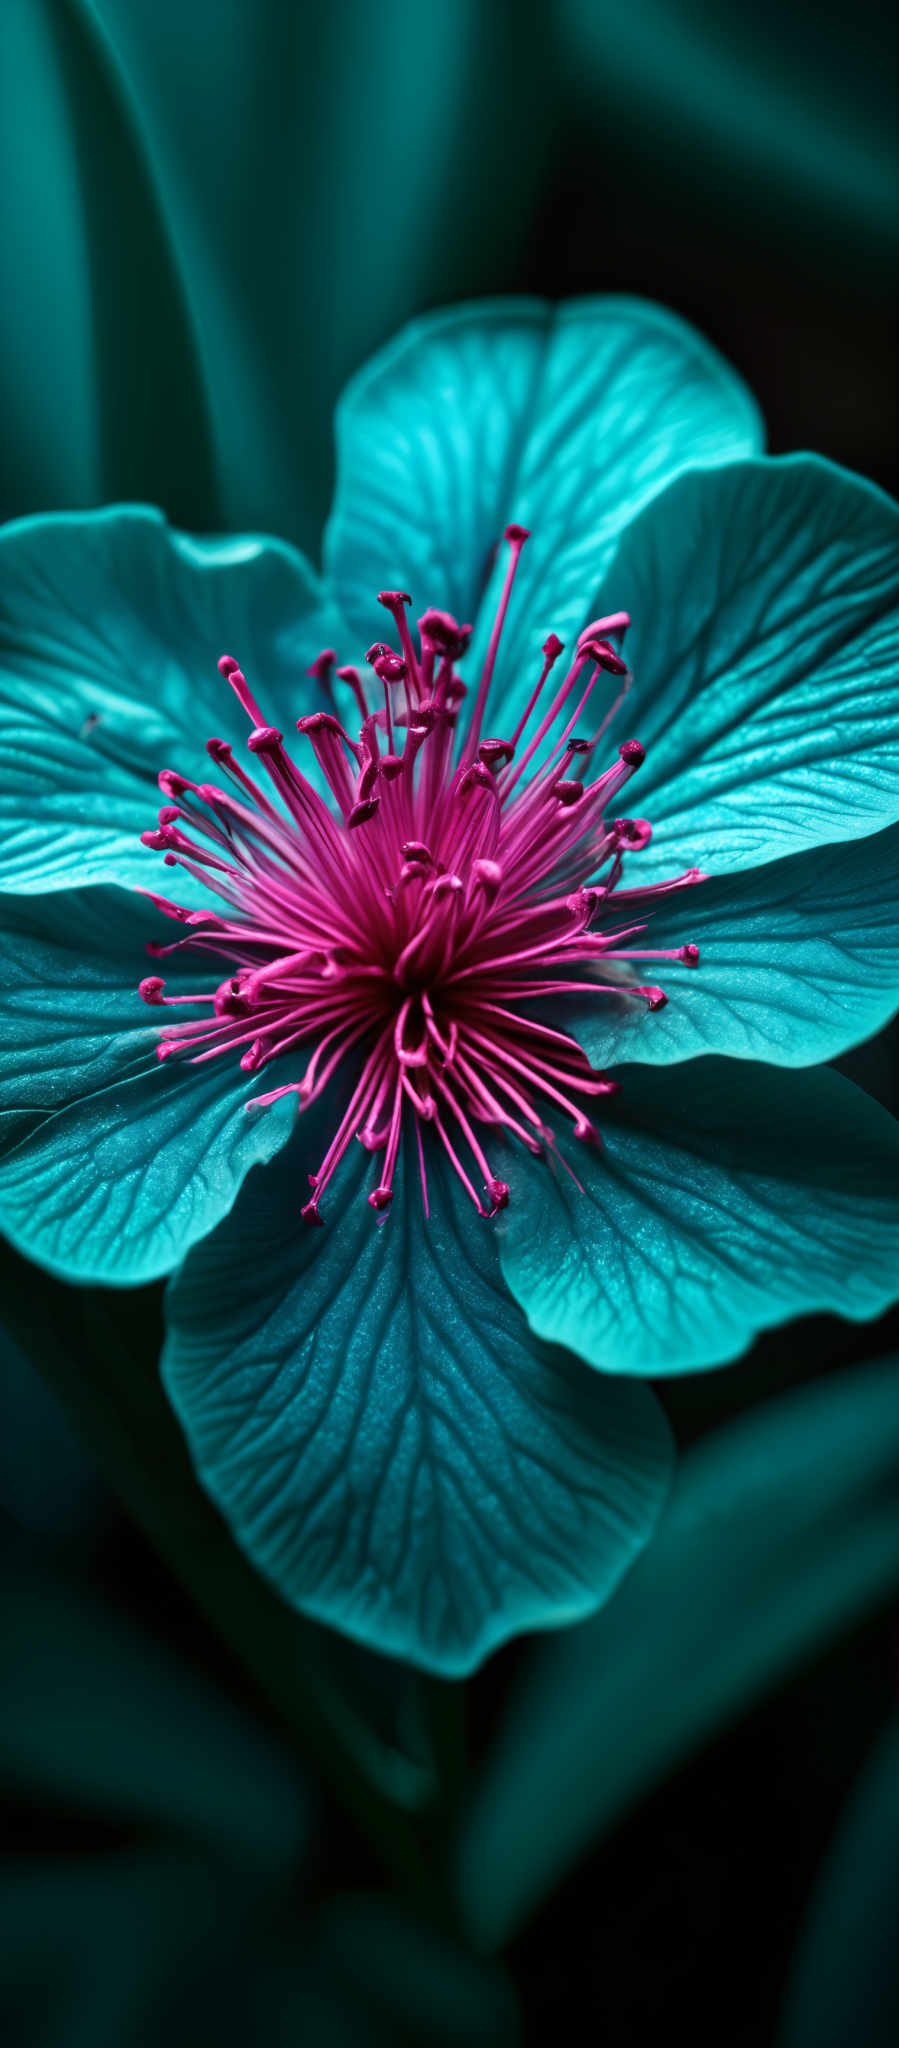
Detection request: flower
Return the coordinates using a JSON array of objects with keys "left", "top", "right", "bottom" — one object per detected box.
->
[
  {"left": 1, "top": 299, "right": 897, "bottom": 1673},
  {"left": 136, "top": 559, "right": 692, "bottom": 1225}
]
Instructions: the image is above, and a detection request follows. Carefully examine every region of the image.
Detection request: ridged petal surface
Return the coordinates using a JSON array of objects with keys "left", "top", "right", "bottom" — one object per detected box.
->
[
  {"left": 0, "top": 505, "right": 344, "bottom": 892},
  {"left": 325, "top": 297, "right": 763, "bottom": 737},
  {"left": 499, "top": 1062, "right": 899, "bottom": 1374},
  {"left": 0, "top": 888, "right": 296, "bottom": 1282},
  {"left": 566, "top": 822, "right": 899, "bottom": 1069},
  {"left": 164, "top": 1131, "right": 673, "bottom": 1675},
  {"left": 594, "top": 456, "right": 899, "bottom": 878}
]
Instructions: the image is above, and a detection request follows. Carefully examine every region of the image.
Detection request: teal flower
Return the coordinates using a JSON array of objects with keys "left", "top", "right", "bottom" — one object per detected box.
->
[{"left": 1, "top": 299, "right": 897, "bottom": 1673}]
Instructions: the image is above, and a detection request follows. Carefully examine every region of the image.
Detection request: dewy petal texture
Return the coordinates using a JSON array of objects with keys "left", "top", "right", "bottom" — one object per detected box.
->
[
  {"left": 325, "top": 297, "right": 763, "bottom": 736},
  {"left": 595, "top": 456, "right": 899, "bottom": 879},
  {"left": 499, "top": 1062, "right": 899, "bottom": 1374},
  {"left": 0, "top": 889, "right": 296, "bottom": 1282},
  {"left": 567, "top": 823, "right": 899, "bottom": 1070},
  {"left": 163, "top": 1131, "right": 674, "bottom": 1674},
  {"left": 0, "top": 506, "right": 344, "bottom": 893}
]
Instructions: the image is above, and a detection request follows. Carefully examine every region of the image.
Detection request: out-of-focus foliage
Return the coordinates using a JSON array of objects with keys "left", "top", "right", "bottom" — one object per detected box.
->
[
  {"left": 0, "top": 0, "right": 554, "bottom": 545},
  {"left": 778, "top": 1714, "right": 899, "bottom": 2047},
  {"left": 556, "top": 0, "right": 898, "bottom": 273},
  {"left": 456, "top": 1354, "right": 899, "bottom": 1947},
  {"left": 0, "top": 1549, "right": 520, "bottom": 2047},
  {"left": 0, "top": 1249, "right": 439, "bottom": 1832},
  {"left": 0, "top": 1325, "right": 101, "bottom": 1536},
  {"left": 3, "top": 1554, "right": 309, "bottom": 1867},
  {"left": 2, "top": 0, "right": 895, "bottom": 545}
]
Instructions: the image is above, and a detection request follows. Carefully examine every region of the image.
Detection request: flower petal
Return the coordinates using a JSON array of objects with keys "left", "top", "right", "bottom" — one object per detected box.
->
[
  {"left": 498, "top": 1061, "right": 899, "bottom": 1375},
  {"left": 569, "top": 821, "right": 899, "bottom": 1070},
  {"left": 0, "top": 887, "right": 297, "bottom": 1282},
  {"left": 0, "top": 886, "right": 167, "bottom": 1130},
  {"left": 163, "top": 1131, "right": 673, "bottom": 1675},
  {"left": 0, "top": 505, "right": 344, "bottom": 893},
  {"left": 596, "top": 455, "right": 899, "bottom": 878},
  {"left": 325, "top": 297, "right": 763, "bottom": 732}
]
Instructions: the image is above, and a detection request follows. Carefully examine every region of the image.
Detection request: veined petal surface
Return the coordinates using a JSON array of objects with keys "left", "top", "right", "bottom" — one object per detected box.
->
[
  {"left": 325, "top": 297, "right": 763, "bottom": 735},
  {"left": 568, "top": 822, "right": 899, "bottom": 1070},
  {"left": 0, "top": 505, "right": 344, "bottom": 892},
  {"left": 499, "top": 1062, "right": 899, "bottom": 1375},
  {"left": 163, "top": 1131, "right": 673, "bottom": 1675},
  {"left": 0, "top": 887, "right": 296, "bottom": 1282},
  {"left": 596, "top": 456, "right": 899, "bottom": 878}
]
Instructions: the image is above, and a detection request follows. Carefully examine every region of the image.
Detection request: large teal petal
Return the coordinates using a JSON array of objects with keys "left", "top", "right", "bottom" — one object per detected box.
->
[
  {"left": 325, "top": 297, "right": 762, "bottom": 734},
  {"left": 163, "top": 1131, "right": 673, "bottom": 1675},
  {"left": 0, "top": 886, "right": 296, "bottom": 1283},
  {"left": 595, "top": 455, "right": 899, "bottom": 879},
  {"left": 0, "top": 504, "right": 344, "bottom": 893},
  {"left": 455, "top": 1352, "right": 899, "bottom": 1949},
  {"left": 0, "top": 886, "right": 168, "bottom": 1132},
  {"left": 498, "top": 1061, "right": 899, "bottom": 1375},
  {"left": 568, "top": 821, "right": 899, "bottom": 1070}
]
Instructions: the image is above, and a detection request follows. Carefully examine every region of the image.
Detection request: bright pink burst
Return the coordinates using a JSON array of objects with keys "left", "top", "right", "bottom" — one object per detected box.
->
[{"left": 139, "top": 527, "right": 703, "bottom": 1222}]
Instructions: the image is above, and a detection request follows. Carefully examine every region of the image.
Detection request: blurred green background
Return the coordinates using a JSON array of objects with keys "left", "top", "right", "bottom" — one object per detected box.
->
[
  {"left": 2, "top": 0, "right": 896, "bottom": 547},
  {"left": 1, "top": 1, "right": 897, "bottom": 2042}
]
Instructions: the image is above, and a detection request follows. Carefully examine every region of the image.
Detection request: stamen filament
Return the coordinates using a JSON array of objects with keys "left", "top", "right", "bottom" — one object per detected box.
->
[{"left": 138, "top": 536, "right": 699, "bottom": 1218}]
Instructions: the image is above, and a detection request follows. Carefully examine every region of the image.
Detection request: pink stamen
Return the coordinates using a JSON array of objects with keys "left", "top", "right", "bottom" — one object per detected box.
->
[
  {"left": 501, "top": 641, "right": 600, "bottom": 796},
  {"left": 136, "top": 529, "right": 703, "bottom": 1219},
  {"left": 463, "top": 525, "right": 530, "bottom": 763}
]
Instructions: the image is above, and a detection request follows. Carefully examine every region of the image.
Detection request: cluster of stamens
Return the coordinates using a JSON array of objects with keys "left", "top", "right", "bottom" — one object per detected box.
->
[{"left": 139, "top": 526, "right": 703, "bottom": 1221}]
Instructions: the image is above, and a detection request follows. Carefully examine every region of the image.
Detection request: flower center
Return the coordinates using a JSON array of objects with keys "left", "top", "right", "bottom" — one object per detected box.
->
[{"left": 139, "top": 527, "right": 703, "bottom": 1221}]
